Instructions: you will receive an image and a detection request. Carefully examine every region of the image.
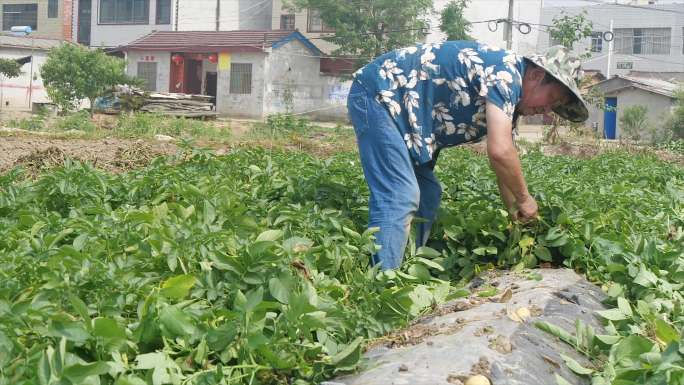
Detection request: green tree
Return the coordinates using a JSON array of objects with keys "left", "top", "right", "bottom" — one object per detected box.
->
[
  {"left": 286, "top": 0, "right": 433, "bottom": 61},
  {"left": 619, "top": 105, "right": 648, "bottom": 141},
  {"left": 40, "top": 44, "right": 140, "bottom": 115},
  {"left": 440, "top": 0, "right": 472, "bottom": 41},
  {"left": 547, "top": 10, "right": 593, "bottom": 51},
  {"left": 0, "top": 58, "right": 21, "bottom": 78}
]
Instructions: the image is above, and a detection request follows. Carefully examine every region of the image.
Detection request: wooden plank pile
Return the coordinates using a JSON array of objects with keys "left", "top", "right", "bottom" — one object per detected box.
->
[
  {"left": 141, "top": 93, "right": 217, "bottom": 118},
  {"left": 111, "top": 86, "right": 218, "bottom": 118}
]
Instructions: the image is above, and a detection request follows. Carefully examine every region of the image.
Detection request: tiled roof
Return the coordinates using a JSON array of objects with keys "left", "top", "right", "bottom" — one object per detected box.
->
[
  {"left": 0, "top": 34, "right": 65, "bottom": 50},
  {"left": 597, "top": 75, "right": 679, "bottom": 98},
  {"left": 120, "top": 30, "right": 299, "bottom": 53}
]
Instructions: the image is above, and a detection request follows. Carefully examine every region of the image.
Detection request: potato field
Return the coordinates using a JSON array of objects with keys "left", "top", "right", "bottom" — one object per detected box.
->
[{"left": 1, "top": 146, "right": 683, "bottom": 385}]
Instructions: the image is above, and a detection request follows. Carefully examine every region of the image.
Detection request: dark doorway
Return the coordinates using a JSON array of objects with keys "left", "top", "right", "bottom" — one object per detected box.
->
[
  {"left": 205, "top": 72, "right": 217, "bottom": 103},
  {"left": 184, "top": 59, "right": 203, "bottom": 95},
  {"left": 77, "top": 0, "right": 91, "bottom": 46}
]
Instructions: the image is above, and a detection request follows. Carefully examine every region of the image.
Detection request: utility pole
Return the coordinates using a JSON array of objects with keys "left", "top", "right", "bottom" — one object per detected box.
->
[
  {"left": 216, "top": 0, "right": 221, "bottom": 31},
  {"left": 606, "top": 19, "right": 614, "bottom": 78},
  {"left": 504, "top": 0, "right": 515, "bottom": 50},
  {"left": 174, "top": 0, "right": 179, "bottom": 31}
]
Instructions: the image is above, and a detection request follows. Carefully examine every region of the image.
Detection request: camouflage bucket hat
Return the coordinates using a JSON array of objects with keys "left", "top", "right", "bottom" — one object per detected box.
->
[{"left": 524, "top": 45, "right": 589, "bottom": 123}]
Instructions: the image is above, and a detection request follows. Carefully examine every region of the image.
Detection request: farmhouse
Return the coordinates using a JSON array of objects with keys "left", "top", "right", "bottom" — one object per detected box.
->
[{"left": 117, "top": 30, "right": 352, "bottom": 120}]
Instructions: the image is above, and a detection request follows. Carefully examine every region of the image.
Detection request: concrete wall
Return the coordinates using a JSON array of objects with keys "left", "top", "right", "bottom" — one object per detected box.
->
[
  {"left": 125, "top": 51, "right": 171, "bottom": 93},
  {"left": 264, "top": 39, "right": 349, "bottom": 121},
  {"left": 428, "top": 0, "right": 543, "bottom": 56},
  {"left": 89, "top": 0, "right": 173, "bottom": 48},
  {"left": 0, "top": 47, "right": 50, "bottom": 111},
  {"left": 538, "top": 4, "right": 684, "bottom": 76},
  {"left": 176, "top": 0, "right": 272, "bottom": 31},
  {"left": 0, "top": 0, "right": 67, "bottom": 39},
  {"left": 270, "top": 0, "right": 336, "bottom": 54},
  {"left": 216, "top": 51, "right": 267, "bottom": 117}
]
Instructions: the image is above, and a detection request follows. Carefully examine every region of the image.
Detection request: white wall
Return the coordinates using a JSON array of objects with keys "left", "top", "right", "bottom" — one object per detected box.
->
[
  {"left": 611, "top": 88, "right": 675, "bottom": 139},
  {"left": 89, "top": 0, "right": 173, "bottom": 48},
  {"left": 216, "top": 51, "right": 268, "bottom": 117},
  {"left": 176, "top": 0, "right": 272, "bottom": 31},
  {"left": 0, "top": 48, "right": 50, "bottom": 111},
  {"left": 126, "top": 51, "right": 171, "bottom": 93},
  {"left": 264, "top": 39, "right": 350, "bottom": 120}
]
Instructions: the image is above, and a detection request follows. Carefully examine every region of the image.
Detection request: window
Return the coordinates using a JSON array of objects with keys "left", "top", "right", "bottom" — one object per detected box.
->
[
  {"left": 614, "top": 28, "right": 671, "bottom": 55},
  {"left": 590, "top": 32, "right": 603, "bottom": 53},
  {"left": 156, "top": 0, "right": 170, "bottom": 24},
  {"left": 230, "top": 63, "right": 252, "bottom": 94},
  {"left": 99, "top": 0, "right": 149, "bottom": 24},
  {"left": 2, "top": 4, "right": 38, "bottom": 31},
  {"left": 137, "top": 62, "right": 157, "bottom": 91},
  {"left": 307, "top": 9, "right": 333, "bottom": 33},
  {"left": 48, "top": 0, "right": 58, "bottom": 18},
  {"left": 280, "top": 14, "right": 295, "bottom": 30}
]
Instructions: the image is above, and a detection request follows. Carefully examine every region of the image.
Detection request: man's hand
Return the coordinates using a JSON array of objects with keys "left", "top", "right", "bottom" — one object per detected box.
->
[{"left": 516, "top": 194, "right": 538, "bottom": 222}]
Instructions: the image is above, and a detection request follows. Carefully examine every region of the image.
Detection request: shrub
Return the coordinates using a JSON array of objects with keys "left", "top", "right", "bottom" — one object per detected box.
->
[
  {"left": 51, "top": 111, "right": 98, "bottom": 132},
  {"left": 667, "top": 88, "right": 684, "bottom": 139},
  {"left": 40, "top": 44, "right": 141, "bottom": 114},
  {"left": 619, "top": 105, "right": 648, "bottom": 141}
]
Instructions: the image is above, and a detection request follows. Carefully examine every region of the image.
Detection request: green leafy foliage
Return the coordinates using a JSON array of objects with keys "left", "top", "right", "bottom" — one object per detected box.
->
[
  {"left": 40, "top": 44, "right": 142, "bottom": 114},
  {"left": 667, "top": 88, "right": 684, "bottom": 139},
  {"left": 548, "top": 10, "right": 594, "bottom": 51},
  {"left": 619, "top": 105, "right": 649, "bottom": 141},
  {"left": 1, "top": 147, "right": 684, "bottom": 384},
  {"left": 440, "top": 0, "right": 472, "bottom": 41},
  {"left": 0, "top": 148, "right": 454, "bottom": 384},
  {"left": 285, "top": 0, "right": 433, "bottom": 60},
  {"left": 0, "top": 57, "right": 21, "bottom": 78}
]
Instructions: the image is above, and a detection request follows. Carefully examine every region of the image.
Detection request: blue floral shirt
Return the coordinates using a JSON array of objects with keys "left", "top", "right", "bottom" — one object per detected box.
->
[{"left": 353, "top": 41, "right": 526, "bottom": 165}]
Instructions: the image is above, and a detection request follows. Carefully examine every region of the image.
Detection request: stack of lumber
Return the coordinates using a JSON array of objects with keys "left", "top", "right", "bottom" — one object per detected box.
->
[
  {"left": 140, "top": 93, "right": 217, "bottom": 118},
  {"left": 112, "top": 86, "right": 217, "bottom": 118}
]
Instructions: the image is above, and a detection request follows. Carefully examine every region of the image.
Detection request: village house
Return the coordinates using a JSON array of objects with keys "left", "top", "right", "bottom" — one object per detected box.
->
[
  {"left": 73, "top": 0, "right": 275, "bottom": 48},
  {"left": 117, "top": 29, "right": 350, "bottom": 120},
  {"left": 0, "top": 34, "right": 63, "bottom": 111},
  {"left": 538, "top": 2, "right": 684, "bottom": 77},
  {"left": 537, "top": 2, "right": 683, "bottom": 137},
  {"left": 0, "top": 0, "right": 75, "bottom": 41},
  {"left": 591, "top": 75, "right": 678, "bottom": 140}
]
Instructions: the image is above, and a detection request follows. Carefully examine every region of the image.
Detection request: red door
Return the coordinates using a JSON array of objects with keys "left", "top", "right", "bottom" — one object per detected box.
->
[{"left": 170, "top": 54, "right": 185, "bottom": 93}]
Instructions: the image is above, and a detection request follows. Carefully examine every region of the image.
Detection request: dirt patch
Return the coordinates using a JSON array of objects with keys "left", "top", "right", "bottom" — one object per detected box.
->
[
  {"left": 541, "top": 142, "right": 600, "bottom": 158},
  {"left": 1, "top": 136, "right": 178, "bottom": 175}
]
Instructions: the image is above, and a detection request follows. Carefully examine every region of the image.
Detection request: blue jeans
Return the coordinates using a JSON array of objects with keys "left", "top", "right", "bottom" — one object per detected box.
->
[{"left": 347, "top": 81, "right": 442, "bottom": 270}]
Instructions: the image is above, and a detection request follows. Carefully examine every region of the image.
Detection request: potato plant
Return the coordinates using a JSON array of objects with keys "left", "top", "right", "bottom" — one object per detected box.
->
[{"left": 1, "top": 147, "right": 683, "bottom": 385}]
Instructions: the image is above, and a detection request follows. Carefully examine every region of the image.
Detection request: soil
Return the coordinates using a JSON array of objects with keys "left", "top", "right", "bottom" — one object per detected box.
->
[{"left": 0, "top": 136, "right": 178, "bottom": 175}]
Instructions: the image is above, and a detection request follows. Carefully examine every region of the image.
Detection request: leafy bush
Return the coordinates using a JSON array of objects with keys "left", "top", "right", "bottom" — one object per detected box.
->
[
  {"left": 7, "top": 114, "right": 45, "bottom": 131},
  {"left": 667, "top": 88, "right": 684, "bottom": 139},
  {"left": 0, "top": 57, "right": 21, "bottom": 78},
  {"left": 619, "top": 105, "right": 648, "bottom": 141},
  {"left": 266, "top": 113, "right": 310, "bottom": 133},
  {"left": 40, "top": 44, "right": 141, "bottom": 114}
]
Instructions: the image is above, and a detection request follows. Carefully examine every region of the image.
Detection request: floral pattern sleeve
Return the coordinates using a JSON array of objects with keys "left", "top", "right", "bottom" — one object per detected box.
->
[{"left": 353, "top": 41, "right": 526, "bottom": 166}]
